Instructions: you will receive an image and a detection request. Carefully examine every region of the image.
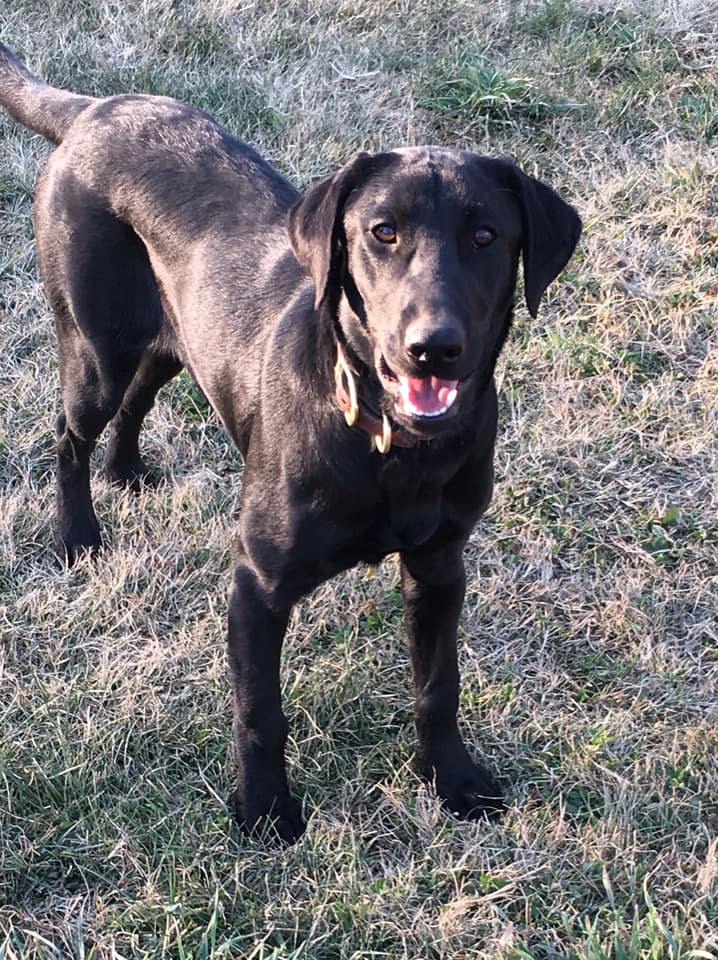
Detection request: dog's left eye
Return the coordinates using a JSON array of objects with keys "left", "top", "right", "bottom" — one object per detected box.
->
[
  {"left": 372, "top": 223, "right": 397, "bottom": 244},
  {"left": 472, "top": 227, "right": 495, "bottom": 248}
]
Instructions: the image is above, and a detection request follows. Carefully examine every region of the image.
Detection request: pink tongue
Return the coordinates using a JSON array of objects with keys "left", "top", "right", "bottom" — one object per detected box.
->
[{"left": 397, "top": 375, "right": 459, "bottom": 416}]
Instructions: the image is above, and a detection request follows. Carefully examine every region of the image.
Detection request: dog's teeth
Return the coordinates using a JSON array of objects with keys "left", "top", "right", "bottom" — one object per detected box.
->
[{"left": 403, "top": 395, "right": 456, "bottom": 418}]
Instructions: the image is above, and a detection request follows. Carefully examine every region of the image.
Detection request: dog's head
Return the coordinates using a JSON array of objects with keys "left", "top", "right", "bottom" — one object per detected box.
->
[{"left": 289, "top": 147, "right": 581, "bottom": 435}]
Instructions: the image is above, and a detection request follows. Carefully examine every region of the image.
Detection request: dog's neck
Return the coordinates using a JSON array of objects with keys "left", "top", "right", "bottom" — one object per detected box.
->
[
  {"left": 333, "top": 287, "right": 381, "bottom": 402},
  {"left": 336, "top": 285, "right": 374, "bottom": 372}
]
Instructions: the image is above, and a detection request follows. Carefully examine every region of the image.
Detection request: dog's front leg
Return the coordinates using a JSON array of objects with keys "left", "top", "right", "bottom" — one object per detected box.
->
[
  {"left": 400, "top": 545, "right": 505, "bottom": 820},
  {"left": 227, "top": 553, "right": 304, "bottom": 843}
]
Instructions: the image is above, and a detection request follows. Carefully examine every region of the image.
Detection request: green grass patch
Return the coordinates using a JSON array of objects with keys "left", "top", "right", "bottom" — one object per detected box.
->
[{"left": 418, "top": 53, "right": 578, "bottom": 131}]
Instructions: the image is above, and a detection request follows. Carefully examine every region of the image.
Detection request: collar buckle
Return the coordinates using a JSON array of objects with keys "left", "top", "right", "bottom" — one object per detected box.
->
[
  {"left": 372, "top": 413, "right": 392, "bottom": 454},
  {"left": 334, "top": 344, "right": 359, "bottom": 427}
]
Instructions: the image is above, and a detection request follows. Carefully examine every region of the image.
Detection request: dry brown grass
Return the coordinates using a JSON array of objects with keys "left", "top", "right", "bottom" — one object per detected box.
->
[{"left": 1, "top": 1, "right": 717, "bottom": 957}]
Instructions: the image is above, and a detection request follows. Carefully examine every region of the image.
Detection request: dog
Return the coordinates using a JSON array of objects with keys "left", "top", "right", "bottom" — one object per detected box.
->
[{"left": 0, "top": 43, "right": 581, "bottom": 842}]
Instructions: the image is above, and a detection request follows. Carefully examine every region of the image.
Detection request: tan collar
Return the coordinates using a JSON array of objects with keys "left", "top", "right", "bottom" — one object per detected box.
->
[{"left": 334, "top": 344, "right": 417, "bottom": 453}]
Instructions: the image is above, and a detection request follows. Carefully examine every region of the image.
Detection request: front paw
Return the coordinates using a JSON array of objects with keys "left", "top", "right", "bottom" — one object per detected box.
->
[{"left": 234, "top": 788, "right": 305, "bottom": 845}]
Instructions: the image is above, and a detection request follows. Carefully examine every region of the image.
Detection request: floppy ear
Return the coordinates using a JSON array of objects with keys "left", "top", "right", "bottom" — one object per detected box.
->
[
  {"left": 501, "top": 161, "right": 582, "bottom": 318},
  {"left": 288, "top": 152, "right": 395, "bottom": 309}
]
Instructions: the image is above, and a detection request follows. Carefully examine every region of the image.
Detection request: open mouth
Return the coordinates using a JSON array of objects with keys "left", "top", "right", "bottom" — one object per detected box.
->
[{"left": 378, "top": 354, "right": 459, "bottom": 419}]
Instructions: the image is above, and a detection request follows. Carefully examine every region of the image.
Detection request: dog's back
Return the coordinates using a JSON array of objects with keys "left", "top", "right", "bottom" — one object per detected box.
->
[{"left": 0, "top": 42, "right": 297, "bottom": 238}]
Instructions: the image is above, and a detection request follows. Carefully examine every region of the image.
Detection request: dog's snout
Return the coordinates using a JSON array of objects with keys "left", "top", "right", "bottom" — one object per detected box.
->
[{"left": 405, "top": 323, "right": 464, "bottom": 367}]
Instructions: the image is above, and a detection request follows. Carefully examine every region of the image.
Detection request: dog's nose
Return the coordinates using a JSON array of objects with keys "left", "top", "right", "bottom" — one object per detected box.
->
[{"left": 405, "top": 324, "right": 464, "bottom": 367}]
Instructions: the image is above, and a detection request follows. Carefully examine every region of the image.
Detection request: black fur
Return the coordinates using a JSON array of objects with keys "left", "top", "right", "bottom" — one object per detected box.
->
[{"left": 0, "top": 43, "right": 581, "bottom": 843}]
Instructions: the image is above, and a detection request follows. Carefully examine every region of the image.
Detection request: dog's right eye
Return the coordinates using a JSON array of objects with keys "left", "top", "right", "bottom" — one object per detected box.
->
[
  {"left": 472, "top": 226, "right": 496, "bottom": 248},
  {"left": 372, "top": 223, "right": 397, "bottom": 244}
]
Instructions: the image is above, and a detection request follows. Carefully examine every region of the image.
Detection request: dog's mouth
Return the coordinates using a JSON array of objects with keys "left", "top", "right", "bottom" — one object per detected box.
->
[{"left": 377, "top": 353, "right": 459, "bottom": 419}]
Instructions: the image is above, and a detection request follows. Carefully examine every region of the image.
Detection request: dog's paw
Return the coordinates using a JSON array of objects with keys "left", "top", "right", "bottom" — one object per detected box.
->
[
  {"left": 436, "top": 768, "right": 506, "bottom": 821},
  {"left": 56, "top": 521, "right": 102, "bottom": 567},
  {"left": 419, "top": 746, "right": 506, "bottom": 822},
  {"left": 234, "top": 790, "right": 305, "bottom": 845},
  {"left": 105, "top": 457, "right": 159, "bottom": 493}
]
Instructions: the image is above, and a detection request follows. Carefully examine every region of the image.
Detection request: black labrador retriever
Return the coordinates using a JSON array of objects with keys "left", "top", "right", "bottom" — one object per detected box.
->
[{"left": 0, "top": 44, "right": 581, "bottom": 842}]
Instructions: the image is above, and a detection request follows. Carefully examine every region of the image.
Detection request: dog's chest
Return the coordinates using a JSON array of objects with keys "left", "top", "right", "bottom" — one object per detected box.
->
[{"left": 365, "top": 458, "right": 446, "bottom": 555}]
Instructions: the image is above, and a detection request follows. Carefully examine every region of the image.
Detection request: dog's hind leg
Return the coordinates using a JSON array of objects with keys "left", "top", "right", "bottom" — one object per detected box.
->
[
  {"left": 104, "top": 350, "right": 183, "bottom": 491},
  {"left": 53, "top": 322, "right": 142, "bottom": 564},
  {"left": 36, "top": 178, "right": 165, "bottom": 563}
]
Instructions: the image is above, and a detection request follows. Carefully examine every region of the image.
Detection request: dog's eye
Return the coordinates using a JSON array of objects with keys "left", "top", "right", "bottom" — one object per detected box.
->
[
  {"left": 372, "top": 223, "right": 397, "bottom": 244},
  {"left": 472, "top": 227, "right": 495, "bottom": 248}
]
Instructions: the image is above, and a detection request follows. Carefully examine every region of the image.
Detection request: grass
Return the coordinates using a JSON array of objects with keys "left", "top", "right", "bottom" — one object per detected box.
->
[
  {"left": 1, "top": 0, "right": 717, "bottom": 957},
  {"left": 417, "top": 55, "right": 573, "bottom": 129}
]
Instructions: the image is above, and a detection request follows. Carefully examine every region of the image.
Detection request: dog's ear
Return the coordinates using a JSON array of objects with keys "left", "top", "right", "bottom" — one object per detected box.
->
[
  {"left": 288, "top": 152, "right": 395, "bottom": 309},
  {"left": 494, "top": 160, "right": 582, "bottom": 318}
]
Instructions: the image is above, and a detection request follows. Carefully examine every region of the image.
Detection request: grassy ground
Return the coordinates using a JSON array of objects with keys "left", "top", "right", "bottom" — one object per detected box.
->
[{"left": 1, "top": 0, "right": 717, "bottom": 957}]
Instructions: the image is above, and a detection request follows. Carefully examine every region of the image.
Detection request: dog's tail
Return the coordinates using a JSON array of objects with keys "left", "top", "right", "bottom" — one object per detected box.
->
[{"left": 0, "top": 43, "right": 95, "bottom": 144}]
